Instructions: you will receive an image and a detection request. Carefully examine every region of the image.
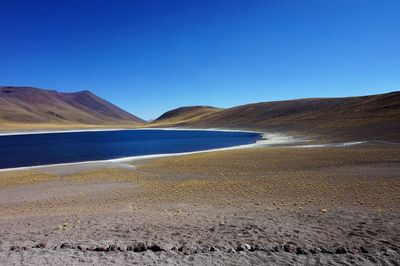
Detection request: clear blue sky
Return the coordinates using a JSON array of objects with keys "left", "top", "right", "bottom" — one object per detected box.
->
[{"left": 0, "top": 0, "right": 399, "bottom": 120}]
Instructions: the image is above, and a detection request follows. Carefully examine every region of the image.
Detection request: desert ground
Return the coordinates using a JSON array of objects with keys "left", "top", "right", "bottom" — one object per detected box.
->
[{"left": 0, "top": 142, "right": 399, "bottom": 265}]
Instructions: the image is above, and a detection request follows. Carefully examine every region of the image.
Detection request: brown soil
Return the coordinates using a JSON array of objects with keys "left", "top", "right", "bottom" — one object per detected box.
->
[{"left": 0, "top": 145, "right": 399, "bottom": 265}]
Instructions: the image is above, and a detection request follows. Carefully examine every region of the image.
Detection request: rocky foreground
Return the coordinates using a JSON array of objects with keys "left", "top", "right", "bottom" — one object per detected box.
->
[
  {"left": 1, "top": 206, "right": 399, "bottom": 265},
  {"left": 0, "top": 145, "right": 399, "bottom": 265}
]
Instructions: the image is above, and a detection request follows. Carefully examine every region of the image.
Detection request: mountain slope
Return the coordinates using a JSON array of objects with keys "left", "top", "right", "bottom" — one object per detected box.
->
[
  {"left": 152, "top": 92, "right": 400, "bottom": 141},
  {"left": 153, "top": 106, "right": 221, "bottom": 126},
  {"left": 0, "top": 86, "right": 145, "bottom": 127}
]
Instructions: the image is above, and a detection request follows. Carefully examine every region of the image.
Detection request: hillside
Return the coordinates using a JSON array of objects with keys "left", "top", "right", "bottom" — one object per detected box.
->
[
  {"left": 0, "top": 86, "right": 144, "bottom": 130},
  {"left": 153, "top": 106, "right": 221, "bottom": 125},
  {"left": 152, "top": 92, "right": 400, "bottom": 141}
]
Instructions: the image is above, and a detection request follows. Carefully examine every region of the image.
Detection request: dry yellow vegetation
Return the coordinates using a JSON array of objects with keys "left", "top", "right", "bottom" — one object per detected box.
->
[
  {"left": 0, "top": 145, "right": 399, "bottom": 217},
  {"left": 0, "top": 170, "right": 55, "bottom": 189}
]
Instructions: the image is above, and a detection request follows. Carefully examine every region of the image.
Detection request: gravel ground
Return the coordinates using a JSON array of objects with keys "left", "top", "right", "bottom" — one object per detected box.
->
[{"left": 0, "top": 145, "right": 399, "bottom": 265}]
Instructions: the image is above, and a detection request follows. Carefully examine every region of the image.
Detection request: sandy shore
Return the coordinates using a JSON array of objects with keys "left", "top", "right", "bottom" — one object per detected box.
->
[
  {"left": 0, "top": 128, "right": 357, "bottom": 173},
  {"left": 0, "top": 144, "right": 399, "bottom": 265}
]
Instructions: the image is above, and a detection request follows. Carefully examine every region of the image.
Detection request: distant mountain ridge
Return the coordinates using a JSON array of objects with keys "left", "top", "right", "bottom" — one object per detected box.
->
[
  {"left": 152, "top": 92, "right": 400, "bottom": 141},
  {"left": 0, "top": 86, "right": 144, "bottom": 126},
  {"left": 2, "top": 86, "right": 399, "bottom": 141},
  {"left": 155, "top": 106, "right": 221, "bottom": 124}
]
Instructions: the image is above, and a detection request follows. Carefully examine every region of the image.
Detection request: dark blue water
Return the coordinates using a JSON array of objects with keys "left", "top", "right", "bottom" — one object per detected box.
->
[{"left": 0, "top": 129, "right": 261, "bottom": 169}]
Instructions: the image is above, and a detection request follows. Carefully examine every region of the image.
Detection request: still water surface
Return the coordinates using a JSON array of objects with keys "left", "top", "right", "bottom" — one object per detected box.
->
[{"left": 0, "top": 129, "right": 261, "bottom": 169}]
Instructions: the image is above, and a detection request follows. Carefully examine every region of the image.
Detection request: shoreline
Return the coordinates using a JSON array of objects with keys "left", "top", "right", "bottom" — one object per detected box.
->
[
  {"left": 0, "top": 129, "right": 369, "bottom": 173},
  {"left": 0, "top": 128, "right": 131, "bottom": 136},
  {"left": 0, "top": 127, "right": 265, "bottom": 136},
  {"left": 0, "top": 128, "right": 266, "bottom": 172},
  {"left": 1, "top": 141, "right": 399, "bottom": 265}
]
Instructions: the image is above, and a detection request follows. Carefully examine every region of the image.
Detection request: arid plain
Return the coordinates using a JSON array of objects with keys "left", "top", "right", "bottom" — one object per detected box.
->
[{"left": 0, "top": 143, "right": 399, "bottom": 265}]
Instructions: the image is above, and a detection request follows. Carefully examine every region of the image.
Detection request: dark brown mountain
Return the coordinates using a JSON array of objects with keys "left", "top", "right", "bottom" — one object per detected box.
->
[
  {"left": 0, "top": 86, "right": 145, "bottom": 127},
  {"left": 152, "top": 92, "right": 400, "bottom": 141}
]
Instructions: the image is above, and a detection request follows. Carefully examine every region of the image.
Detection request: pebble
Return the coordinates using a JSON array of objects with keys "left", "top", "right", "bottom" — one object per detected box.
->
[
  {"left": 118, "top": 245, "right": 127, "bottom": 252},
  {"left": 252, "top": 244, "right": 263, "bottom": 251},
  {"left": 227, "top": 247, "right": 237, "bottom": 253},
  {"left": 210, "top": 246, "right": 220, "bottom": 252},
  {"left": 347, "top": 246, "right": 358, "bottom": 254},
  {"left": 309, "top": 248, "right": 317, "bottom": 254},
  {"left": 236, "top": 244, "right": 250, "bottom": 252},
  {"left": 201, "top": 247, "right": 210, "bottom": 254},
  {"left": 383, "top": 248, "right": 397, "bottom": 256},
  {"left": 236, "top": 245, "right": 245, "bottom": 252},
  {"left": 148, "top": 244, "right": 164, "bottom": 252},
  {"left": 296, "top": 247, "right": 308, "bottom": 255},
  {"left": 134, "top": 242, "right": 147, "bottom": 252},
  {"left": 360, "top": 246, "right": 369, "bottom": 253},
  {"left": 33, "top": 242, "right": 46, "bottom": 249},
  {"left": 77, "top": 245, "right": 88, "bottom": 251},
  {"left": 60, "top": 243, "right": 74, "bottom": 249},
  {"left": 93, "top": 246, "right": 108, "bottom": 252},
  {"left": 193, "top": 248, "right": 201, "bottom": 254},
  {"left": 108, "top": 244, "right": 117, "bottom": 252},
  {"left": 283, "top": 244, "right": 296, "bottom": 253},
  {"left": 178, "top": 245, "right": 192, "bottom": 255},
  {"left": 10, "top": 240, "right": 376, "bottom": 256},
  {"left": 335, "top": 247, "right": 347, "bottom": 254},
  {"left": 320, "top": 247, "right": 333, "bottom": 254},
  {"left": 272, "top": 245, "right": 282, "bottom": 252}
]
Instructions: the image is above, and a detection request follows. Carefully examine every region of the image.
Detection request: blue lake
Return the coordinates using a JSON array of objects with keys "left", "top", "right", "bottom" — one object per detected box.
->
[{"left": 0, "top": 129, "right": 261, "bottom": 169}]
